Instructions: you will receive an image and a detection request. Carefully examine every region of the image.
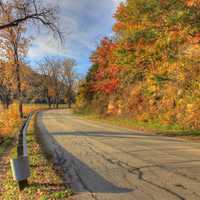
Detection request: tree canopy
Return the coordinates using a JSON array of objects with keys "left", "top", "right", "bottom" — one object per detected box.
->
[{"left": 76, "top": 0, "right": 200, "bottom": 129}]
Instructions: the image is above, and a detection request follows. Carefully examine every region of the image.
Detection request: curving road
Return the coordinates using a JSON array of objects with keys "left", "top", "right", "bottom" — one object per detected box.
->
[{"left": 37, "top": 110, "right": 200, "bottom": 200}]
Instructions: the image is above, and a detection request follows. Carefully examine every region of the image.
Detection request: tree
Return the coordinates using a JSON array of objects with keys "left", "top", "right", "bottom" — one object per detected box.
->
[
  {"left": 61, "top": 59, "right": 77, "bottom": 108},
  {"left": 0, "top": 0, "right": 62, "bottom": 40},
  {"left": 0, "top": 61, "right": 13, "bottom": 108},
  {"left": 39, "top": 57, "right": 62, "bottom": 109},
  {"left": 0, "top": 20, "right": 29, "bottom": 117},
  {"left": 77, "top": 0, "right": 200, "bottom": 129},
  {"left": 38, "top": 57, "right": 78, "bottom": 108},
  {"left": 0, "top": 0, "right": 63, "bottom": 117}
]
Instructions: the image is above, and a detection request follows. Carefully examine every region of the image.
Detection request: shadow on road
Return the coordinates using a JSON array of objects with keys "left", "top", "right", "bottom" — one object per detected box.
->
[
  {"left": 50, "top": 131, "right": 186, "bottom": 143},
  {"left": 37, "top": 117, "right": 132, "bottom": 194},
  {"left": 52, "top": 130, "right": 141, "bottom": 139}
]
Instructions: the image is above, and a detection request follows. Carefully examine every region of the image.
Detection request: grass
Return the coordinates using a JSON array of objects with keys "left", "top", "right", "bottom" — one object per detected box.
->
[
  {"left": 0, "top": 137, "right": 13, "bottom": 156},
  {"left": 0, "top": 103, "right": 48, "bottom": 157},
  {"left": 74, "top": 110, "right": 200, "bottom": 137},
  {"left": 0, "top": 114, "right": 73, "bottom": 200}
]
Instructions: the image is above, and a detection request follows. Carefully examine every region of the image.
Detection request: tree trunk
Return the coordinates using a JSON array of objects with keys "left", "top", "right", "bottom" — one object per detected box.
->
[
  {"left": 5, "top": 97, "right": 9, "bottom": 109},
  {"left": 16, "top": 62, "right": 23, "bottom": 118},
  {"left": 68, "top": 100, "right": 71, "bottom": 108},
  {"left": 56, "top": 96, "right": 59, "bottom": 109},
  {"left": 47, "top": 96, "right": 51, "bottom": 108}
]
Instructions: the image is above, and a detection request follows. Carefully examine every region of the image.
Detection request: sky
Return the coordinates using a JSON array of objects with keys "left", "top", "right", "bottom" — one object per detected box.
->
[{"left": 27, "top": 0, "right": 123, "bottom": 75}]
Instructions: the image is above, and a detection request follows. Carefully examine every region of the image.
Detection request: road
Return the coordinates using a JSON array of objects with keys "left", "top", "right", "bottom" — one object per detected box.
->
[{"left": 37, "top": 110, "right": 200, "bottom": 200}]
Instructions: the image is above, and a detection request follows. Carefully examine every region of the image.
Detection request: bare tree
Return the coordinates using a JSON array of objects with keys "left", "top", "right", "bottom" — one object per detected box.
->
[
  {"left": 38, "top": 62, "right": 53, "bottom": 108},
  {"left": 0, "top": 0, "right": 62, "bottom": 40},
  {"left": 38, "top": 57, "right": 78, "bottom": 109},
  {"left": 61, "top": 59, "right": 77, "bottom": 108},
  {"left": 38, "top": 57, "right": 63, "bottom": 108}
]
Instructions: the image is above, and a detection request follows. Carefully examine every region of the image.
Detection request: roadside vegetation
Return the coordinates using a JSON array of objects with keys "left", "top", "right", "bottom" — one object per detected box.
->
[
  {"left": 75, "top": 109, "right": 200, "bottom": 138},
  {"left": 0, "top": 0, "right": 78, "bottom": 119},
  {"left": 0, "top": 0, "right": 78, "bottom": 157},
  {"left": 75, "top": 0, "right": 200, "bottom": 135},
  {"left": 0, "top": 1, "right": 78, "bottom": 198},
  {"left": 0, "top": 103, "right": 47, "bottom": 157},
  {"left": 0, "top": 114, "right": 73, "bottom": 200}
]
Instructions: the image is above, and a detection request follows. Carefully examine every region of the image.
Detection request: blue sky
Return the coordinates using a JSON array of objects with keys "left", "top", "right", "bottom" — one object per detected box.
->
[{"left": 27, "top": 0, "right": 123, "bottom": 75}]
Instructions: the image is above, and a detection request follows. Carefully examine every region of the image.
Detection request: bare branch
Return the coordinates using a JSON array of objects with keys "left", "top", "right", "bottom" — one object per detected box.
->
[{"left": 0, "top": 0, "right": 63, "bottom": 42}]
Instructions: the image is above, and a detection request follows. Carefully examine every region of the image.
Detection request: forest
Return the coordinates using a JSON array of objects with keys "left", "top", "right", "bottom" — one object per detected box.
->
[
  {"left": 1, "top": 1, "right": 200, "bottom": 199},
  {"left": 0, "top": 0, "right": 78, "bottom": 140},
  {"left": 76, "top": 0, "right": 200, "bottom": 130}
]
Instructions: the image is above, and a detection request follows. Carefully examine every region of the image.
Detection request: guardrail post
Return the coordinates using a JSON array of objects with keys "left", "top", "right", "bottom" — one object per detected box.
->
[
  {"left": 10, "top": 113, "right": 32, "bottom": 191},
  {"left": 10, "top": 156, "right": 30, "bottom": 190}
]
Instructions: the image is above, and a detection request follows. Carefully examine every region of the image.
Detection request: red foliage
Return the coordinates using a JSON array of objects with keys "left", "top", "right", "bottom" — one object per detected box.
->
[
  {"left": 187, "top": 33, "right": 200, "bottom": 44},
  {"left": 92, "top": 78, "right": 119, "bottom": 94},
  {"left": 89, "top": 37, "right": 120, "bottom": 94},
  {"left": 185, "top": 0, "right": 200, "bottom": 6}
]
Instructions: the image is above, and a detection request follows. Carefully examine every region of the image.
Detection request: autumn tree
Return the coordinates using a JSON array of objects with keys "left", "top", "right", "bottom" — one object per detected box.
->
[
  {"left": 0, "top": 61, "right": 14, "bottom": 108},
  {"left": 0, "top": 0, "right": 63, "bottom": 117},
  {"left": 77, "top": 0, "right": 200, "bottom": 129},
  {"left": 0, "top": 19, "right": 29, "bottom": 117}
]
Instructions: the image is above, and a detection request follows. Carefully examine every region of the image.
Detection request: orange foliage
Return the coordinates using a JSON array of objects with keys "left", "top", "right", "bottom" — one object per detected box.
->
[
  {"left": 0, "top": 104, "right": 45, "bottom": 137},
  {"left": 0, "top": 104, "right": 21, "bottom": 137},
  {"left": 78, "top": 0, "right": 200, "bottom": 130},
  {"left": 185, "top": 0, "right": 200, "bottom": 6}
]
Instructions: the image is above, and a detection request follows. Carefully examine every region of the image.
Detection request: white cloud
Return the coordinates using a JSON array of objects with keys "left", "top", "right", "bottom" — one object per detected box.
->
[
  {"left": 112, "top": 0, "right": 124, "bottom": 6},
  {"left": 27, "top": 0, "right": 125, "bottom": 73},
  {"left": 28, "top": 34, "right": 67, "bottom": 58}
]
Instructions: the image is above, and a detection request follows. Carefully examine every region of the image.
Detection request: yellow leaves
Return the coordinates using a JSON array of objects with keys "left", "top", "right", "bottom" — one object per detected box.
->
[
  {"left": 0, "top": 103, "right": 21, "bottom": 137},
  {"left": 146, "top": 74, "right": 158, "bottom": 93},
  {"left": 187, "top": 103, "right": 194, "bottom": 112},
  {"left": 177, "top": 73, "right": 185, "bottom": 81},
  {"left": 0, "top": 104, "right": 44, "bottom": 137},
  {"left": 184, "top": 103, "right": 200, "bottom": 128},
  {"left": 183, "top": 44, "right": 200, "bottom": 60}
]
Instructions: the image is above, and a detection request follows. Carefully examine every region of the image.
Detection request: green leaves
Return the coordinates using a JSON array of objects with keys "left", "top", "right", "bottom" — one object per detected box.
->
[
  {"left": 152, "top": 74, "right": 171, "bottom": 86},
  {"left": 76, "top": 0, "right": 200, "bottom": 129}
]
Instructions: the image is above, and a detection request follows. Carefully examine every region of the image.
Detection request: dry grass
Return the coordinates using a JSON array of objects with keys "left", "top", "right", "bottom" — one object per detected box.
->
[
  {"left": 0, "top": 103, "right": 47, "bottom": 138},
  {"left": 0, "top": 103, "right": 48, "bottom": 157},
  {"left": 0, "top": 114, "right": 73, "bottom": 200}
]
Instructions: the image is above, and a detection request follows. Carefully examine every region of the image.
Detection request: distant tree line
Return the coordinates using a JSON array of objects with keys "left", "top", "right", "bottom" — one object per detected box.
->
[{"left": 0, "top": 0, "right": 78, "bottom": 117}]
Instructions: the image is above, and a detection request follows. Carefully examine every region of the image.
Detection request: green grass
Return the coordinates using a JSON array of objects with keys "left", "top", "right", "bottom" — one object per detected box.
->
[
  {"left": 0, "top": 137, "right": 13, "bottom": 156},
  {"left": 75, "top": 110, "right": 200, "bottom": 137},
  {"left": 0, "top": 114, "right": 73, "bottom": 200}
]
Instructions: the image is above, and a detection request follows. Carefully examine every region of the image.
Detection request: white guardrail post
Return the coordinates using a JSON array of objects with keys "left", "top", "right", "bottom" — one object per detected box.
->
[{"left": 10, "top": 113, "right": 32, "bottom": 191}]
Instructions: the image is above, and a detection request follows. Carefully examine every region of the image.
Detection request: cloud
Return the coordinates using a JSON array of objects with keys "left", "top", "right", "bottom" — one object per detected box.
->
[
  {"left": 28, "top": 35, "right": 67, "bottom": 58},
  {"left": 27, "top": 0, "right": 124, "bottom": 74},
  {"left": 112, "top": 0, "right": 124, "bottom": 7}
]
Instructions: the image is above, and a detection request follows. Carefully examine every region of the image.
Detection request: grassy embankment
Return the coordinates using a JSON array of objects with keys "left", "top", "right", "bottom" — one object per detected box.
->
[
  {"left": 0, "top": 103, "right": 48, "bottom": 157},
  {"left": 0, "top": 113, "right": 73, "bottom": 200},
  {"left": 75, "top": 109, "right": 200, "bottom": 138}
]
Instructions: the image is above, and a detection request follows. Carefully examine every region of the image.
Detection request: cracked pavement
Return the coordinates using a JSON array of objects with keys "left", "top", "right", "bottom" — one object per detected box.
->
[{"left": 37, "top": 110, "right": 200, "bottom": 200}]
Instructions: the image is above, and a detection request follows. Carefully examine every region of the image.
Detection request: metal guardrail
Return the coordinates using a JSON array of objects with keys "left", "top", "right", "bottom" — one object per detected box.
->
[{"left": 10, "top": 113, "right": 33, "bottom": 191}]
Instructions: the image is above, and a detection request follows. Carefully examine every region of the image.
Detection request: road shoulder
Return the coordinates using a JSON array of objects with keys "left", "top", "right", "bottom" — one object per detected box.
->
[{"left": 0, "top": 113, "right": 72, "bottom": 200}]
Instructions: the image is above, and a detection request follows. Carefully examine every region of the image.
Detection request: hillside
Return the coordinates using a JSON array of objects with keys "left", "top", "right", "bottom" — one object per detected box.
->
[{"left": 76, "top": 0, "right": 200, "bottom": 130}]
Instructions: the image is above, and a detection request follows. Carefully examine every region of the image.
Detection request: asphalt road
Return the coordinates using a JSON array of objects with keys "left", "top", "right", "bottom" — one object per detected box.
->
[{"left": 37, "top": 110, "right": 200, "bottom": 200}]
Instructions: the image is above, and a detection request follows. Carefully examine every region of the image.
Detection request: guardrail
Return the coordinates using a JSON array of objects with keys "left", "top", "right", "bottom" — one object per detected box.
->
[{"left": 10, "top": 113, "right": 33, "bottom": 191}]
